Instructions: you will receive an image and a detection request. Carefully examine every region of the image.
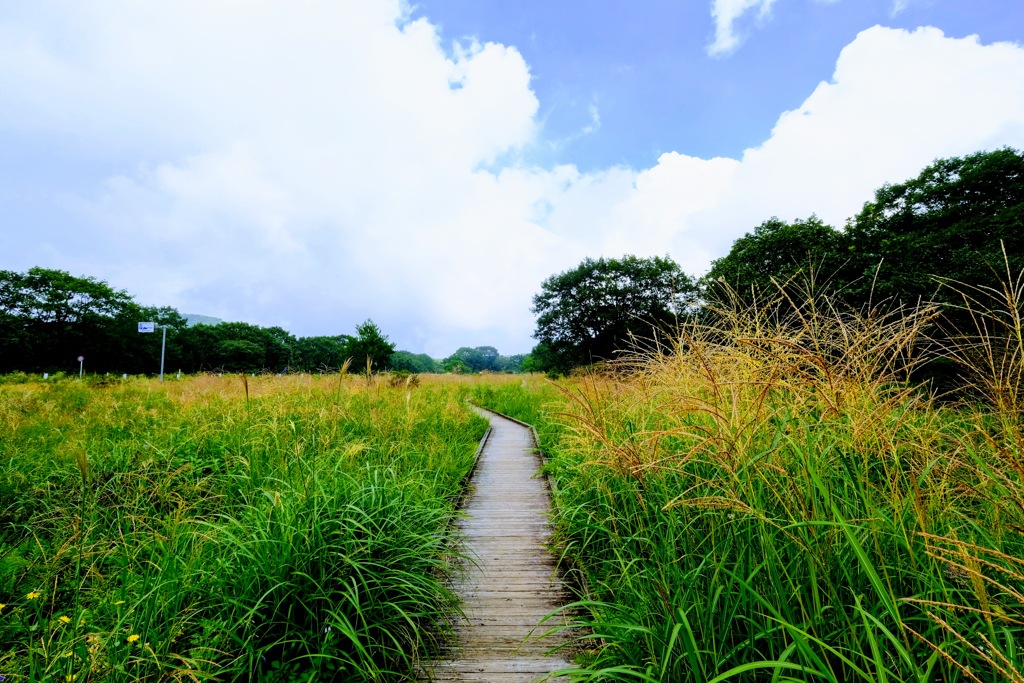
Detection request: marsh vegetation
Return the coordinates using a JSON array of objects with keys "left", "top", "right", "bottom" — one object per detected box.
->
[
  {"left": 0, "top": 373, "right": 486, "bottom": 681},
  {"left": 475, "top": 272, "right": 1024, "bottom": 682}
]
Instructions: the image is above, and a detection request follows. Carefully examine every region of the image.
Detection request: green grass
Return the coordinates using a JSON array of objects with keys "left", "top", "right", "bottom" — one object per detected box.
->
[
  {"left": 6, "top": 272, "right": 1023, "bottom": 682},
  {"left": 0, "top": 373, "right": 487, "bottom": 681},
  {"left": 473, "top": 290, "right": 1024, "bottom": 682}
]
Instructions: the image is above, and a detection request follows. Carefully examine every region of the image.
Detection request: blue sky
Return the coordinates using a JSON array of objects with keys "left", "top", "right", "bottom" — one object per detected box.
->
[
  {"left": 414, "top": 0, "right": 1024, "bottom": 169},
  {"left": 1, "top": 1, "right": 1023, "bottom": 357}
]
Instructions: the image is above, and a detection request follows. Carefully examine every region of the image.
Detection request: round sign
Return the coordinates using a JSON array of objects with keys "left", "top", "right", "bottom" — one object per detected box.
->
[{"left": 77, "top": 356, "right": 84, "bottom": 362}]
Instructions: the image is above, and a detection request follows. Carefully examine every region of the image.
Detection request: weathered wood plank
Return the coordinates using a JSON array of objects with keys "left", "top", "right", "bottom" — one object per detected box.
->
[{"left": 420, "top": 409, "right": 576, "bottom": 683}]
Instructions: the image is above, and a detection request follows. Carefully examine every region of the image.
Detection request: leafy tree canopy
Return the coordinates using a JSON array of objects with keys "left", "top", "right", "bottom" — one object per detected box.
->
[
  {"left": 293, "top": 336, "right": 348, "bottom": 372},
  {"left": 442, "top": 357, "right": 471, "bottom": 374},
  {"left": 0, "top": 268, "right": 401, "bottom": 376},
  {"left": 341, "top": 320, "right": 396, "bottom": 373},
  {"left": 390, "top": 351, "right": 440, "bottom": 374},
  {"left": 845, "top": 147, "right": 1024, "bottom": 306},
  {"left": 704, "top": 215, "right": 844, "bottom": 298},
  {"left": 532, "top": 255, "right": 696, "bottom": 373},
  {"left": 445, "top": 346, "right": 499, "bottom": 373},
  {"left": 0, "top": 267, "right": 134, "bottom": 323},
  {"left": 216, "top": 339, "right": 265, "bottom": 372},
  {"left": 438, "top": 346, "right": 527, "bottom": 374},
  {"left": 520, "top": 343, "right": 556, "bottom": 374},
  {"left": 178, "top": 321, "right": 295, "bottom": 373},
  {"left": 495, "top": 354, "right": 526, "bottom": 373},
  {"left": 0, "top": 268, "right": 152, "bottom": 373},
  {"left": 704, "top": 149, "right": 1024, "bottom": 313}
]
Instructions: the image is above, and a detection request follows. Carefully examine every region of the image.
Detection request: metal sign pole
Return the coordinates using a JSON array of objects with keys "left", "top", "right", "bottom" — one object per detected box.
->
[{"left": 160, "top": 325, "right": 167, "bottom": 381}]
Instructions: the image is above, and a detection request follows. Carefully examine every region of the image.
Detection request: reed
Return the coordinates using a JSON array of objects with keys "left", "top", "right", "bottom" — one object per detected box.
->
[{"left": 475, "top": 281, "right": 1024, "bottom": 682}]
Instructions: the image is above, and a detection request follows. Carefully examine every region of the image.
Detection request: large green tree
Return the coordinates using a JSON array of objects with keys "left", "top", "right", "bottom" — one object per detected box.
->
[
  {"left": 390, "top": 351, "right": 440, "bottom": 373},
  {"left": 532, "top": 255, "right": 696, "bottom": 373},
  {"left": 0, "top": 267, "right": 176, "bottom": 374},
  {"left": 494, "top": 353, "right": 526, "bottom": 372},
  {"left": 704, "top": 215, "right": 845, "bottom": 298},
  {"left": 341, "top": 320, "right": 396, "bottom": 373},
  {"left": 177, "top": 321, "right": 295, "bottom": 373},
  {"left": 444, "top": 346, "right": 499, "bottom": 373},
  {"left": 292, "top": 336, "right": 348, "bottom": 372},
  {"left": 844, "top": 147, "right": 1024, "bottom": 307},
  {"left": 441, "top": 346, "right": 527, "bottom": 373},
  {"left": 0, "top": 268, "right": 407, "bottom": 377},
  {"left": 703, "top": 149, "right": 1024, "bottom": 312}
]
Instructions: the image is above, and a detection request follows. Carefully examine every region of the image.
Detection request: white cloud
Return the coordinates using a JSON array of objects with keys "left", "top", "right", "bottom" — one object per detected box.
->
[
  {"left": 708, "top": 0, "right": 777, "bottom": 56},
  {"left": 1, "top": 0, "right": 549, "bottom": 354},
  {"left": 717, "top": 26, "right": 1024, "bottom": 231},
  {"left": 706, "top": 0, "right": 913, "bottom": 56},
  {"left": 2, "top": 6, "right": 1023, "bottom": 356},
  {"left": 617, "top": 26, "right": 1024, "bottom": 264}
]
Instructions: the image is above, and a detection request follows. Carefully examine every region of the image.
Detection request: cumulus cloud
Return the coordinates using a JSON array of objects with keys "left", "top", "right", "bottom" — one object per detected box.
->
[
  {"left": 532, "top": 26, "right": 1024, "bottom": 279},
  {"left": 1, "top": 0, "right": 550, "bottom": 353},
  {"left": 2, "top": 4, "right": 1023, "bottom": 355},
  {"left": 596, "top": 26, "right": 1024, "bottom": 276}
]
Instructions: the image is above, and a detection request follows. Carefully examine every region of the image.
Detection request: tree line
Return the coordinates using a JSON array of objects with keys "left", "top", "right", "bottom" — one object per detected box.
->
[
  {"left": 529, "top": 148, "right": 1024, "bottom": 375},
  {"left": 393, "top": 346, "right": 529, "bottom": 374},
  {"left": 0, "top": 271, "right": 525, "bottom": 376},
  {"left": 4, "top": 148, "right": 1019, "bottom": 377}
]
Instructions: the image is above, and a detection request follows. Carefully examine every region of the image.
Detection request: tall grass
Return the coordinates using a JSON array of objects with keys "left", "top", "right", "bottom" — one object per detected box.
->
[
  {"left": 0, "top": 373, "right": 487, "bottom": 681},
  {"left": 475, "top": 281, "right": 1024, "bottom": 682}
]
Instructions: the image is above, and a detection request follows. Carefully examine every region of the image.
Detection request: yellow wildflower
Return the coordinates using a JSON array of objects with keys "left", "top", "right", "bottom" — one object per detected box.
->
[
  {"left": 65, "top": 651, "right": 74, "bottom": 657},
  {"left": 26, "top": 591, "right": 40, "bottom": 600},
  {"left": 113, "top": 600, "right": 125, "bottom": 606},
  {"left": 0, "top": 603, "right": 6, "bottom": 611},
  {"left": 58, "top": 615, "right": 71, "bottom": 624},
  {"left": 127, "top": 634, "right": 140, "bottom": 643}
]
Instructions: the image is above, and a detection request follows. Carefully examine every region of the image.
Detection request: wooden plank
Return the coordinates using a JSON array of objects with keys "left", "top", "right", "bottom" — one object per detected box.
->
[{"left": 421, "top": 409, "right": 577, "bottom": 682}]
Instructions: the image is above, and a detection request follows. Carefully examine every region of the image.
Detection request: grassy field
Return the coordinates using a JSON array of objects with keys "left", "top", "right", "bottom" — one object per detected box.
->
[
  {"left": 0, "top": 373, "right": 488, "bottom": 682},
  {"left": 473, "top": 286, "right": 1024, "bottom": 682},
  {"left": 4, "top": 278, "right": 1022, "bottom": 682}
]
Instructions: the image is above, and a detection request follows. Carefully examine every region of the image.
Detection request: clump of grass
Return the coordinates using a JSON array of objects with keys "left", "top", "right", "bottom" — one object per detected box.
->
[
  {"left": 476, "top": 281, "right": 1024, "bottom": 682},
  {"left": 939, "top": 244, "right": 1024, "bottom": 421},
  {"left": 0, "top": 374, "right": 487, "bottom": 681}
]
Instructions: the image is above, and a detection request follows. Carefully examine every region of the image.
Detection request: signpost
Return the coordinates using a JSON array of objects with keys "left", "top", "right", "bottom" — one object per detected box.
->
[
  {"left": 78, "top": 355, "right": 84, "bottom": 378},
  {"left": 139, "top": 322, "right": 167, "bottom": 381}
]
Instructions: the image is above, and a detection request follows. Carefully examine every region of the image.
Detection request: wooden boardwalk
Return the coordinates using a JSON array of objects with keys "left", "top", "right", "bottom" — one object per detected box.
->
[{"left": 422, "top": 408, "right": 575, "bottom": 682}]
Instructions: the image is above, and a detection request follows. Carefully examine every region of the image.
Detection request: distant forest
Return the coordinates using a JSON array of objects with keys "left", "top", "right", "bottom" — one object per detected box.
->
[
  {"left": 0, "top": 271, "right": 528, "bottom": 376},
  {"left": 2, "top": 148, "right": 1021, "bottom": 377}
]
